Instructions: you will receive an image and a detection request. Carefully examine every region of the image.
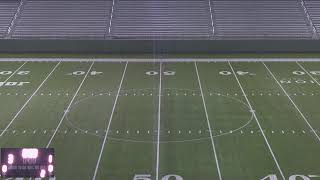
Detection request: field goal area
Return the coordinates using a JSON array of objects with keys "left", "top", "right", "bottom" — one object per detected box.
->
[{"left": 0, "top": 58, "right": 320, "bottom": 180}]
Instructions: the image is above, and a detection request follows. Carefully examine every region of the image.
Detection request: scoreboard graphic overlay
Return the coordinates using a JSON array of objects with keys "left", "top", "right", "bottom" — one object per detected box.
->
[{"left": 1, "top": 148, "right": 55, "bottom": 178}]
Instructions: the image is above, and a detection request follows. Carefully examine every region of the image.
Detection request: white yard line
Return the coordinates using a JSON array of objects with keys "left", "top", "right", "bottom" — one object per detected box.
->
[
  {"left": 228, "top": 61, "right": 285, "bottom": 180},
  {"left": 1, "top": 61, "right": 27, "bottom": 84},
  {"left": 156, "top": 62, "right": 162, "bottom": 180},
  {"left": 46, "top": 62, "right": 95, "bottom": 147},
  {"left": 92, "top": 61, "right": 128, "bottom": 180},
  {"left": 0, "top": 62, "right": 61, "bottom": 137},
  {"left": 263, "top": 62, "right": 320, "bottom": 143},
  {"left": 194, "top": 62, "right": 222, "bottom": 180},
  {"left": 296, "top": 61, "right": 320, "bottom": 86}
]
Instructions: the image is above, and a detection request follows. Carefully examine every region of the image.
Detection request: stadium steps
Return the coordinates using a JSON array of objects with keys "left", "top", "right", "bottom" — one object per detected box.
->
[
  {"left": 304, "top": 0, "right": 320, "bottom": 37},
  {"left": 299, "top": 0, "right": 318, "bottom": 39},
  {"left": 11, "top": 0, "right": 113, "bottom": 39},
  {"left": 5, "top": 0, "right": 26, "bottom": 38},
  {"left": 212, "top": 0, "right": 312, "bottom": 39},
  {"left": 0, "top": 0, "right": 319, "bottom": 40},
  {"left": 0, "top": 0, "right": 20, "bottom": 38},
  {"left": 110, "top": 0, "right": 213, "bottom": 39}
]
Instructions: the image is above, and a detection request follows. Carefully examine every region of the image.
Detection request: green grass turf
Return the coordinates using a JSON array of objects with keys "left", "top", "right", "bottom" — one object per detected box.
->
[
  {"left": 2, "top": 52, "right": 320, "bottom": 59},
  {"left": 0, "top": 60, "right": 320, "bottom": 180}
]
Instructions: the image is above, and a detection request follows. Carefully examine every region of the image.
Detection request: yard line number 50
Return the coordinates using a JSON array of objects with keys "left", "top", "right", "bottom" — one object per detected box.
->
[
  {"left": 146, "top": 71, "right": 176, "bottom": 76},
  {"left": 134, "top": 174, "right": 183, "bottom": 180}
]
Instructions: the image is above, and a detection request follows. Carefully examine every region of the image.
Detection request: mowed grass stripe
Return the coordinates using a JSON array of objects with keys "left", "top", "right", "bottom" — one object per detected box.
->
[
  {"left": 231, "top": 62, "right": 320, "bottom": 178},
  {"left": 197, "top": 62, "right": 282, "bottom": 179},
  {"left": 160, "top": 62, "right": 220, "bottom": 179},
  {"left": 94, "top": 62, "right": 159, "bottom": 179}
]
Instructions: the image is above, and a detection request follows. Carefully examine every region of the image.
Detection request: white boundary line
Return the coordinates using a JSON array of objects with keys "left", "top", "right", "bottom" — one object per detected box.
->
[
  {"left": 194, "top": 62, "right": 222, "bottom": 180},
  {"left": 296, "top": 61, "right": 320, "bottom": 86},
  {"left": 228, "top": 61, "right": 285, "bottom": 180},
  {"left": 156, "top": 62, "right": 162, "bottom": 180},
  {"left": 1, "top": 61, "right": 27, "bottom": 84},
  {"left": 0, "top": 61, "right": 61, "bottom": 137},
  {"left": 1, "top": 58, "right": 320, "bottom": 62},
  {"left": 92, "top": 61, "right": 128, "bottom": 180},
  {"left": 263, "top": 62, "right": 320, "bottom": 143},
  {"left": 46, "top": 61, "right": 95, "bottom": 147}
]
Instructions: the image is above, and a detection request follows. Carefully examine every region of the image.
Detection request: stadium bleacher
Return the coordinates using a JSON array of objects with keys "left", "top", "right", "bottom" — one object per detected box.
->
[
  {"left": 111, "top": 0, "right": 213, "bottom": 39},
  {"left": 12, "top": 0, "right": 113, "bottom": 39},
  {"left": 0, "top": 0, "right": 318, "bottom": 39},
  {"left": 213, "top": 0, "right": 313, "bottom": 39},
  {"left": 0, "top": 0, "right": 20, "bottom": 38},
  {"left": 304, "top": 0, "right": 320, "bottom": 36}
]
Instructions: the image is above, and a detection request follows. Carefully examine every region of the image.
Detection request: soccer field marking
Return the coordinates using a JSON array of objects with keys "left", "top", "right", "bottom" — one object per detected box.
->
[
  {"left": 194, "top": 62, "right": 222, "bottom": 180},
  {"left": 0, "top": 61, "right": 27, "bottom": 84},
  {"left": 263, "top": 62, "right": 320, "bottom": 143},
  {"left": 156, "top": 62, "right": 162, "bottom": 180},
  {"left": 296, "top": 61, "right": 320, "bottom": 87},
  {"left": 228, "top": 62, "right": 286, "bottom": 180},
  {"left": 92, "top": 61, "right": 128, "bottom": 180},
  {"left": 46, "top": 61, "right": 95, "bottom": 147},
  {"left": 0, "top": 62, "right": 61, "bottom": 137}
]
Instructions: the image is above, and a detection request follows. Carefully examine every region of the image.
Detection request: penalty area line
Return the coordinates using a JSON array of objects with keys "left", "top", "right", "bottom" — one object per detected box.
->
[
  {"left": 92, "top": 61, "right": 128, "bottom": 180},
  {"left": 194, "top": 62, "right": 222, "bottom": 180},
  {"left": 46, "top": 61, "right": 95, "bottom": 147},
  {"left": 0, "top": 61, "right": 61, "bottom": 137},
  {"left": 228, "top": 61, "right": 285, "bottom": 180}
]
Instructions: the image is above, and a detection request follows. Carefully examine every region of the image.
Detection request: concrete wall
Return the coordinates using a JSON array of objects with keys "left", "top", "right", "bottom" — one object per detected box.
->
[{"left": 0, "top": 39, "right": 320, "bottom": 53}]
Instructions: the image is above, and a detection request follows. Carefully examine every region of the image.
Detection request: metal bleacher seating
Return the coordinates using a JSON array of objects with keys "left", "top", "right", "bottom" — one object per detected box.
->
[
  {"left": 304, "top": 0, "right": 320, "bottom": 36},
  {"left": 212, "top": 0, "right": 313, "bottom": 39},
  {"left": 111, "top": 0, "right": 213, "bottom": 39},
  {"left": 0, "top": 0, "right": 318, "bottom": 40},
  {"left": 0, "top": 0, "right": 19, "bottom": 38},
  {"left": 11, "top": 0, "right": 113, "bottom": 39}
]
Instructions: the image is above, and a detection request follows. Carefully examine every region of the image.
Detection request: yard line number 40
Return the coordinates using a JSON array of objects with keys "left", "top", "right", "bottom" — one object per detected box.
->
[{"left": 261, "top": 174, "right": 320, "bottom": 180}]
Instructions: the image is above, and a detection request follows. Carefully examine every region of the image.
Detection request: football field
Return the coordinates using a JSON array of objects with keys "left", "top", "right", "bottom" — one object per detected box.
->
[{"left": 0, "top": 59, "right": 320, "bottom": 180}]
